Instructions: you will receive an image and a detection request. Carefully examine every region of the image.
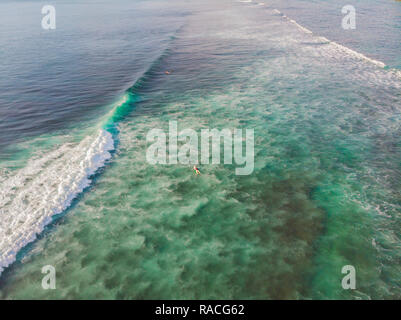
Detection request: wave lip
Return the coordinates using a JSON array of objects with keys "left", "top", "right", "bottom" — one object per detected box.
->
[
  {"left": 0, "top": 46, "right": 169, "bottom": 276},
  {"left": 0, "top": 129, "right": 114, "bottom": 275}
]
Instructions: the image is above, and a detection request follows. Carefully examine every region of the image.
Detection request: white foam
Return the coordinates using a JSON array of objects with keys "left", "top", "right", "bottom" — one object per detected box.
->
[
  {"left": 0, "top": 129, "right": 114, "bottom": 275},
  {"left": 288, "top": 19, "right": 313, "bottom": 34},
  {"left": 275, "top": 9, "right": 392, "bottom": 70},
  {"left": 328, "top": 40, "right": 386, "bottom": 68}
]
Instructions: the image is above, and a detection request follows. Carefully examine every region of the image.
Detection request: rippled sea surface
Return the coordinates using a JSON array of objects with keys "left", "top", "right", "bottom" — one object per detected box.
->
[{"left": 0, "top": 0, "right": 400, "bottom": 299}]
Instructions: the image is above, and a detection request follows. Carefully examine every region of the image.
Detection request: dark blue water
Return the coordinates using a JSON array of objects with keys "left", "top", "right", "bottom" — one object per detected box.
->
[{"left": 0, "top": 0, "right": 184, "bottom": 157}]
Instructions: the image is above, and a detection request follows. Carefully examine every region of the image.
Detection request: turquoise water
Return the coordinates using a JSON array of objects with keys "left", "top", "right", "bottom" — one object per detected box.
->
[{"left": 0, "top": 0, "right": 401, "bottom": 299}]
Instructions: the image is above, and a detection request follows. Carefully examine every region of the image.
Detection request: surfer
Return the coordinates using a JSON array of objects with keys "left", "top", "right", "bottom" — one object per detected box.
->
[{"left": 193, "top": 165, "right": 201, "bottom": 175}]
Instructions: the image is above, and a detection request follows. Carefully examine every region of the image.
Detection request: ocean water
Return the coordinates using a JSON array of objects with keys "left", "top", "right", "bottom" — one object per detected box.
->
[{"left": 0, "top": 0, "right": 400, "bottom": 299}]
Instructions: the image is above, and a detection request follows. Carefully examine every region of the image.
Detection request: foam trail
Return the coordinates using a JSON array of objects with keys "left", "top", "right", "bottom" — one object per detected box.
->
[
  {"left": 327, "top": 40, "right": 386, "bottom": 68},
  {"left": 245, "top": 2, "right": 399, "bottom": 75},
  {"left": 0, "top": 129, "right": 114, "bottom": 274},
  {"left": 288, "top": 19, "right": 313, "bottom": 34},
  {"left": 273, "top": 8, "right": 398, "bottom": 71}
]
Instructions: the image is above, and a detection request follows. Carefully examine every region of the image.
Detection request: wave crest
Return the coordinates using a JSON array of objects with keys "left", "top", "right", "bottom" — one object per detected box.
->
[{"left": 0, "top": 129, "right": 114, "bottom": 274}]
